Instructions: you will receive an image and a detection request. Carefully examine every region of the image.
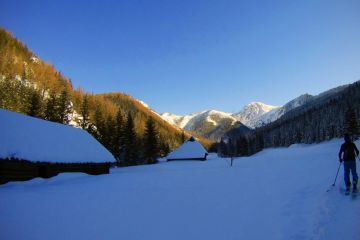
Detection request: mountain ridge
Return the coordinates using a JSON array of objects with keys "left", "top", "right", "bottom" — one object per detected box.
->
[
  {"left": 160, "top": 83, "right": 353, "bottom": 141},
  {"left": 160, "top": 109, "right": 250, "bottom": 141},
  {"left": 160, "top": 102, "right": 276, "bottom": 130}
]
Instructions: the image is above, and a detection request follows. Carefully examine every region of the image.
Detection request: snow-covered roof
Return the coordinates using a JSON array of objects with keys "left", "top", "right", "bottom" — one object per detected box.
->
[
  {"left": 0, "top": 109, "right": 115, "bottom": 163},
  {"left": 167, "top": 137, "right": 208, "bottom": 160}
]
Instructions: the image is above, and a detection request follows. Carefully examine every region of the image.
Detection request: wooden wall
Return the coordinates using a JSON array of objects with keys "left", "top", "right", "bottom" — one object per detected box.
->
[{"left": 0, "top": 159, "right": 111, "bottom": 184}]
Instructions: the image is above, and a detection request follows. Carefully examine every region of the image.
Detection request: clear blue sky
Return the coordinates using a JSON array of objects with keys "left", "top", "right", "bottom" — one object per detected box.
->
[{"left": 1, "top": 0, "right": 360, "bottom": 115}]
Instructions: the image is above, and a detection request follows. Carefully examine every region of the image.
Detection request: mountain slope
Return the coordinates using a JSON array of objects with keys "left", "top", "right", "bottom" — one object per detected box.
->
[
  {"left": 161, "top": 112, "right": 200, "bottom": 129},
  {"left": 183, "top": 110, "right": 248, "bottom": 141},
  {"left": 252, "top": 85, "right": 351, "bottom": 128},
  {"left": 160, "top": 99, "right": 308, "bottom": 139},
  {"left": 226, "top": 81, "right": 360, "bottom": 155},
  {"left": 162, "top": 83, "right": 354, "bottom": 141},
  {"left": 0, "top": 28, "right": 214, "bottom": 156},
  {"left": 232, "top": 102, "right": 279, "bottom": 128},
  {"left": 161, "top": 110, "right": 251, "bottom": 141},
  {"left": 253, "top": 94, "right": 314, "bottom": 128}
]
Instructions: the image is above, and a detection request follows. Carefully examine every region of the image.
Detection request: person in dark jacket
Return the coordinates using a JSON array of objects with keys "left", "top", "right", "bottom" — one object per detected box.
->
[{"left": 339, "top": 134, "right": 359, "bottom": 192}]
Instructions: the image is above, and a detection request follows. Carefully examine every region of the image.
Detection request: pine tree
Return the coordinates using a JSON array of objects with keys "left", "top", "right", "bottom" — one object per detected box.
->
[
  {"left": 123, "top": 112, "right": 138, "bottom": 165},
  {"left": 104, "top": 115, "right": 116, "bottom": 155},
  {"left": 236, "top": 137, "right": 249, "bottom": 156},
  {"left": 345, "top": 107, "right": 359, "bottom": 139},
  {"left": 80, "top": 94, "right": 90, "bottom": 130},
  {"left": 21, "top": 65, "right": 27, "bottom": 83},
  {"left": 44, "top": 91, "right": 59, "bottom": 122},
  {"left": 93, "top": 105, "right": 105, "bottom": 141},
  {"left": 143, "top": 117, "right": 159, "bottom": 164},
  {"left": 0, "top": 77, "right": 11, "bottom": 108},
  {"left": 218, "top": 139, "right": 227, "bottom": 157},
  {"left": 114, "top": 109, "right": 124, "bottom": 162},
  {"left": 227, "top": 138, "right": 235, "bottom": 157},
  {"left": 58, "top": 88, "right": 72, "bottom": 124},
  {"left": 17, "top": 67, "right": 31, "bottom": 111},
  {"left": 255, "top": 133, "right": 264, "bottom": 151},
  {"left": 27, "top": 89, "right": 42, "bottom": 118}
]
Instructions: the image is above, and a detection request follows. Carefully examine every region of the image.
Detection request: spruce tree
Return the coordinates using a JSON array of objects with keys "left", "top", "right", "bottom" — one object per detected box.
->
[
  {"left": 44, "top": 91, "right": 59, "bottom": 122},
  {"left": 18, "top": 68, "right": 30, "bottom": 110},
  {"left": 143, "top": 118, "right": 159, "bottom": 164},
  {"left": 93, "top": 105, "right": 105, "bottom": 141},
  {"left": 345, "top": 107, "right": 359, "bottom": 139},
  {"left": 218, "top": 139, "right": 227, "bottom": 157},
  {"left": 227, "top": 138, "right": 235, "bottom": 157},
  {"left": 27, "top": 89, "right": 42, "bottom": 118},
  {"left": 255, "top": 133, "right": 264, "bottom": 151},
  {"left": 0, "top": 77, "right": 10, "bottom": 108},
  {"left": 58, "top": 88, "right": 72, "bottom": 124},
  {"left": 80, "top": 94, "right": 90, "bottom": 130},
  {"left": 105, "top": 115, "right": 116, "bottom": 155},
  {"left": 114, "top": 109, "right": 124, "bottom": 162},
  {"left": 236, "top": 137, "right": 249, "bottom": 156},
  {"left": 123, "top": 112, "right": 138, "bottom": 165},
  {"left": 21, "top": 66, "right": 27, "bottom": 83}
]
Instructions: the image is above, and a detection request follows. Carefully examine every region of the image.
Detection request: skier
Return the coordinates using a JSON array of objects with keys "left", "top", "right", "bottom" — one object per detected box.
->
[{"left": 338, "top": 133, "right": 359, "bottom": 192}]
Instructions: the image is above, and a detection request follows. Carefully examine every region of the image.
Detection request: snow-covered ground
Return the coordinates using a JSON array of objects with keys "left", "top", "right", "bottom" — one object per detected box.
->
[{"left": 1, "top": 139, "right": 359, "bottom": 240}]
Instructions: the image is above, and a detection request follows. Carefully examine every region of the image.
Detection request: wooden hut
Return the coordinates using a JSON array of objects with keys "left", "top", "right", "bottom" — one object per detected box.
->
[{"left": 0, "top": 109, "right": 115, "bottom": 184}]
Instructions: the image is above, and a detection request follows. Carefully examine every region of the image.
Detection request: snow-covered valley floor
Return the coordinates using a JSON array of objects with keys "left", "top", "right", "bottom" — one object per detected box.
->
[{"left": 1, "top": 139, "right": 360, "bottom": 240}]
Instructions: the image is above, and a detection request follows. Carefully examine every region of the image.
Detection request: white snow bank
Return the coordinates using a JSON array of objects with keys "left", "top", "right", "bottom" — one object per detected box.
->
[
  {"left": 167, "top": 138, "right": 208, "bottom": 160},
  {"left": 0, "top": 109, "right": 115, "bottom": 163},
  {"left": 0, "top": 139, "right": 359, "bottom": 240}
]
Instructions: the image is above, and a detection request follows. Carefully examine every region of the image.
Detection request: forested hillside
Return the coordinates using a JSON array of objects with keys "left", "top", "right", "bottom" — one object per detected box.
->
[
  {"left": 0, "top": 28, "right": 213, "bottom": 164},
  {"left": 221, "top": 81, "right": 360, "bottom": 156}
]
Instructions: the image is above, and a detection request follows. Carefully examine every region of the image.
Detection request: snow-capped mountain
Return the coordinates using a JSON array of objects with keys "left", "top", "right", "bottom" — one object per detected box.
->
[
  {"left": 253, "top": 94, "right": 314, "bottom": 128},
  {"left": 231, "top": 95, "right": 320, "bottom": 129},
  {"left": 161, "top": 110, "right": 250, "bottom": 141},
  {"left": 160, "top": 112, "right": 201, "bottom": 129},
  {"left": 231, "top": 102, "right": 279, "bottom": 128},
  {"left": 160, "top": 83, "right": 353, "bottom": 140},
  {"left": 252, "top": 84, "right": 349, "bottom": 128},
  {"left": 161, "top": 110, "right": 236, "bottom": 130},
  {"left": 160, "top": 95, "right": 328, "bottom": 138},
  {"left": 161, "top": 102, "right": 279, "bottom": 132},
  {"left": 185, "top": 110, "right": 237, "bottom": 129}
]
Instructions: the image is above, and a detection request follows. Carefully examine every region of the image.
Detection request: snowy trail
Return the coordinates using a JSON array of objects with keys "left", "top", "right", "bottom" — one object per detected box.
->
[
  {"left": 1, "top": 139, "right": 359, "bottom": 240},
  {"left": 314, "top": 185, "right": 360, "bottom": 240}
]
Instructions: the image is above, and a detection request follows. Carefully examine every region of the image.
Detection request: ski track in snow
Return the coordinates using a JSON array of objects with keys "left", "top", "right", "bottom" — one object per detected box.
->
[
  {"left": 313, "top": 186, "right": 360, "bottom": 240},
  {"left": 0, "top": 139, "right": 359, "bottom": 240}
]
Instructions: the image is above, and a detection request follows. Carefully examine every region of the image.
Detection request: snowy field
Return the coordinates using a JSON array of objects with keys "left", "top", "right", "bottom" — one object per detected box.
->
[{"left": 1, "top": 139, "right": 360, "bottom": 240}]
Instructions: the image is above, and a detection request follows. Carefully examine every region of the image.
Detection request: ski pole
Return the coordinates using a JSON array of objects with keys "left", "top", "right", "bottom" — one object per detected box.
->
[{"left": 331, "top": 162, "right": 342, "bottom": 187}]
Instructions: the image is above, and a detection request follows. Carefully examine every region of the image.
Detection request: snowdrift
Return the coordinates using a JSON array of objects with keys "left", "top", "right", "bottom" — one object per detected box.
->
[{"left": 0, "top": 109, "right": 115, "bottom": 163}]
